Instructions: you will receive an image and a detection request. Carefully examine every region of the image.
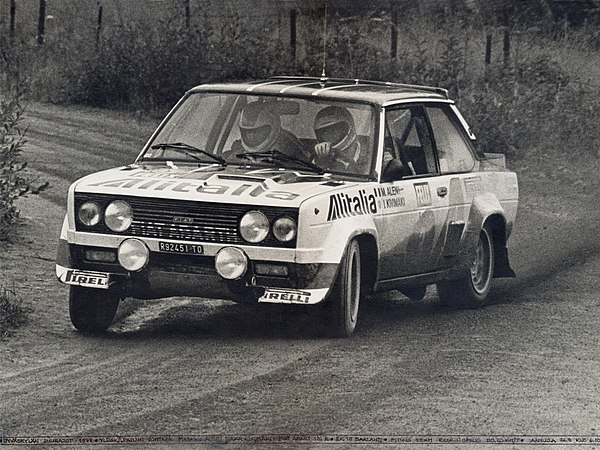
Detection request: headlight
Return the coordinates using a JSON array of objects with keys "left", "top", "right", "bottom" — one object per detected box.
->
[
  {"left": 77, "top": 201, "right": 101, "bottom": 226},
  {"left": 105, "top": 200, "right": 133, "bottom": 232},
  {"left": 118, "top": 239, "right": 149, "bottom": 272},
  {"left": 272, "top": 217, "right": 297, "bottom": 242},
  {"left": 215, "top": 247, "right": 248, "bottom": 280},
  {"left": 239, "top": 210, "right": 269, "bottom": 243}
]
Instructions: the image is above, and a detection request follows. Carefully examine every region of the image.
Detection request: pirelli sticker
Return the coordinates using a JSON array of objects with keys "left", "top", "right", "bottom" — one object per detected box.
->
[
  {"left": 259, "top": 288, "right": 312, "bottom": 304},
  {"left": 61, "top": 269, "right": 110, "bottom": 289},
  {"left": 414, "top": 182, "right": 432, "bottom": 207}
]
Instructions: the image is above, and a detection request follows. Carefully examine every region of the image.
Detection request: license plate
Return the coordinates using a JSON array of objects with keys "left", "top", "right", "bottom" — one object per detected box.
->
[{"left": 158, "top": 242, "right": 204, "bottom": 255}]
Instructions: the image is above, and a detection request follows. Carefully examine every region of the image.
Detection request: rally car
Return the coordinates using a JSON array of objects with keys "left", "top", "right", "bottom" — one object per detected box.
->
[{"left": 56, "top": 76, "right": 518, "bottom": 337}]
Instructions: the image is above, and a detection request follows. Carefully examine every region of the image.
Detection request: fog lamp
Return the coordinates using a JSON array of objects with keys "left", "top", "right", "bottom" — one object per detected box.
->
[
  {"left": 215, "top": 247, "right": 248, "bottom": 280},
  {"left": 117, "top": 239, "right": 149, "bottom": 272}
]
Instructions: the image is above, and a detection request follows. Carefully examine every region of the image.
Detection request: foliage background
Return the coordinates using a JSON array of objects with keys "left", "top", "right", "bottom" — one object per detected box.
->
[{"left": 1, "top": 0, "right": 599, "bottom": 174}]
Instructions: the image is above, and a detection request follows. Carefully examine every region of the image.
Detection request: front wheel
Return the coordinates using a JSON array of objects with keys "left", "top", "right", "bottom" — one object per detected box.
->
[
  {"left": 437, "top": 225, "right": 494, "bottom": 308},
  {"left": 324, "top": 240, "right": 362, "bottom": 337},
  {"left": 69, "top": 286, "right": 121, "bottom": 333}
]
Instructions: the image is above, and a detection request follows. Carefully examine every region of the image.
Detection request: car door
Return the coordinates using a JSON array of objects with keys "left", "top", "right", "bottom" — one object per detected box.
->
[
  {"left": 423, "top": 104, "right": 480, "bottom": 268},
  {"left": 375, "top": 105, "right": 450, "bottom": 280}
]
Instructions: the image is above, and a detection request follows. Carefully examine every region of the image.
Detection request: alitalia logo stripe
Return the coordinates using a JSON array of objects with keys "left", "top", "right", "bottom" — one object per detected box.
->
[{"left": 327, "top": 189, "right": 378, "bottom": 221}]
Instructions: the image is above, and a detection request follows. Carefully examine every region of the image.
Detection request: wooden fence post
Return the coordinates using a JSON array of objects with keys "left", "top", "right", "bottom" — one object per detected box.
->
[
  {"left": 37, "top": 0, "right": 46, "bottom": 45},
  {"left": 502, "top": 6, "right": 511, "bottom": 65},
  {"left": 390, "top": 1, "right": 398, "bottom": 60},
  {"left": 9, "top": 0, "right": 16, "bottom": 44},
  {"left": 96, "top": 0, "right": 104, "bottom": 49},
  {"left": 183, "top": 0, "right": 190, "bottom": 28},
  {"left": 503, "top": 27, "right": 510, "bottom": 65},
  {"left": 290, "top": 9, "right": 297, "bottom": 66},
  {"left": 485, "top": 31, "right": 492, "bottom": 65}
]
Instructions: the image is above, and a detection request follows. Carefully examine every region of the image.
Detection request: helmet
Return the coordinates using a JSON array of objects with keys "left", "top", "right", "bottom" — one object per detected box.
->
[
  {"left": 239, "top": 102, "right": 281, "bottom": 152},
  {"left": 314, "top": 106, "right": 357, "bottom": 151}
]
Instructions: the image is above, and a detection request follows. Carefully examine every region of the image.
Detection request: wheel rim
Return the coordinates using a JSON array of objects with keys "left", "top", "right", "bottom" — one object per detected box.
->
[
  {"left": 348, "top": 247, "right": 360, "bottom": 324},
  {"left": 470, "top": 229, "right": 492, "bottom": 294}
]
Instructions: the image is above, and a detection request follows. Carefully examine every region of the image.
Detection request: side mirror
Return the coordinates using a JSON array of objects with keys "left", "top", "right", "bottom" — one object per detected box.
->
[{"left": 382, "top": 158, "right": 410, "bottom": 182}]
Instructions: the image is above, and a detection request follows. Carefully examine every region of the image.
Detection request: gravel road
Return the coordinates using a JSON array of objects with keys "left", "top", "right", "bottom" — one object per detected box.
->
[{"left": 0, "top": 103, "right": 599, "bottom": 446}]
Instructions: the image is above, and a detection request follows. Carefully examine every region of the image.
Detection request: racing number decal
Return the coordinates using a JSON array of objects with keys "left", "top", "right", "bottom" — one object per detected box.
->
[{"left": 414, "top": 182, "right": 432, "bottom": 207}]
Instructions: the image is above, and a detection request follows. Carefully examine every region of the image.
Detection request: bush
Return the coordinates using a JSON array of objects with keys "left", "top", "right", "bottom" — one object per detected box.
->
[
  {"left": 0, "top": 285, "right": 30, "bottom": 338},
  {"left": 28, "top": 8, "right": 290, "bottom": 114},
  {"left": 0, "top": 96, "right": 48, "bottom": 240},
  {"left": 0, "top": 97, "right": 29, "bottom": 239}
]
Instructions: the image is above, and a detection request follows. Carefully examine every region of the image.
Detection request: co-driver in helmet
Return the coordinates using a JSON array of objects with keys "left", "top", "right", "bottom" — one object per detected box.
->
[{"left": 312, "top": 106, "right": 365, "bottom": 173}]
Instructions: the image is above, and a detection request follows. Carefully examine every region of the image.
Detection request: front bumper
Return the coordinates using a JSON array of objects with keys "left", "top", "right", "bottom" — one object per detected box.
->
[{"left": 56, "top": 238, "right": 337, "bottom": 305}]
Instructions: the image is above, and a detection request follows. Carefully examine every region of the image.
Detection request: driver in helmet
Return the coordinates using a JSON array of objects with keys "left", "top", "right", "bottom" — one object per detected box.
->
[
  {"left": 235, "top": 102, "right": 305, "bottom": 157},
  {"left": 312, "top": 106, "right": 364, "bottom": 172}
]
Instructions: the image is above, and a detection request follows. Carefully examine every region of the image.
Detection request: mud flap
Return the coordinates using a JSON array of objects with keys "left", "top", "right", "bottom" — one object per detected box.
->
[
  {"left": 494, "top": 245, "right": 516, "bottom": 278},
  {"left": 398, "top": 285, "right": 427, "bottom": 301}
]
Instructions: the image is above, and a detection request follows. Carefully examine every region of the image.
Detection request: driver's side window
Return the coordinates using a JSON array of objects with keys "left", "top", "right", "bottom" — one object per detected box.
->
[{"left": 385, "top": 106, "right": 437, "bottom": 176}]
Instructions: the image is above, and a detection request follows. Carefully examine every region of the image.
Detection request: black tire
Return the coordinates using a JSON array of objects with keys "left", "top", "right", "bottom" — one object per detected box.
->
[
  {"left": 69, "top": 286, "right": 121, "bottom": 333},
  {"left": 325, "top": 240, "right": 362, "bottom": 337},
  {"left": 437, "top": 225, "right": 495, "bottom": 308}
]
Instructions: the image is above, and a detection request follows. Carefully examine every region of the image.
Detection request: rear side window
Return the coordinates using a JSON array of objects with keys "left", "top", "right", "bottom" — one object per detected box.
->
[{"left": 426, "top": 106, "right": 476, "bottom": 174}]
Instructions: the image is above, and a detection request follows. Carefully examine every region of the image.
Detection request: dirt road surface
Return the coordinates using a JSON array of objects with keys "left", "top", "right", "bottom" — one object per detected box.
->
[{"left": 1, "top": 103, "right": 599, "bottom": 446}]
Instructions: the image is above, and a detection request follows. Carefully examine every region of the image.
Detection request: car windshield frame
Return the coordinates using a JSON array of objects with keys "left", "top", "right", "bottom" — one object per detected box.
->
[{"left": 139, "top": 91, "right": 380, "bottom": 179}]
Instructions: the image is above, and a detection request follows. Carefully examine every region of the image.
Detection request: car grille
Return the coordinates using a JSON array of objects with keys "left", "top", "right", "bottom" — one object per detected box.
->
[{"left": 75, "top": 193, "right": 298, "bottom": 248}]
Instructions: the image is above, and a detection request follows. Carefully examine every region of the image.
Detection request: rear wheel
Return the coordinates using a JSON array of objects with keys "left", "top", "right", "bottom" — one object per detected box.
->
[
  {"left": 437, "top": 225, "right": 494, "bottom": 308},
  {"left": 325, "top": 240, "right": 361, "bottom": 337},
  {"left": 69, "top": 286, "right": 121, "bottom": 333}
]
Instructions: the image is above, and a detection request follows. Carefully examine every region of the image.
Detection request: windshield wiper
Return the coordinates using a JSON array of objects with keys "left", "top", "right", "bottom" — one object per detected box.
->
[
  {"left": 149, "top": 142, "right": 227, "bottom": 166},
  {"left": 236, "top": 150, "right": 324, "bottom": 175}
]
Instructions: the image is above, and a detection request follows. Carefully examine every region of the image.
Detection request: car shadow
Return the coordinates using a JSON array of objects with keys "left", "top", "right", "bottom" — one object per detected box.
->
[{"left": 101, "top": 289, "right": 470, "bottom": 341}]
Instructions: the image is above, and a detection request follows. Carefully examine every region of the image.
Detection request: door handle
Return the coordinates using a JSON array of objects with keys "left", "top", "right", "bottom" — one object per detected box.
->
[{"left": 437, "top": 186, "right": 448, "bottom": 197}]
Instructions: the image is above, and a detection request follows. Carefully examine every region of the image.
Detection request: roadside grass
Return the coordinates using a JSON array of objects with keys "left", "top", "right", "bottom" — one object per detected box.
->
[{"left": 0, "top": 285, "right": 31, "bottom": 338}]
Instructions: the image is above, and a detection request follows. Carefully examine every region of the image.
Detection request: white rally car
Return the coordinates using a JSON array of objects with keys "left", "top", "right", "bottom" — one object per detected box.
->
[{"left": 56, "top": 77, "right": 518, "bottom": 337}]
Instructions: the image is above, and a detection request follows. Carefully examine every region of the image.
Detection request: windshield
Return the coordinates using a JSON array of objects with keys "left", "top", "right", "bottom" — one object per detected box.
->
[{"left": 141, "top": 92, "right": 378, "bottom": 177}]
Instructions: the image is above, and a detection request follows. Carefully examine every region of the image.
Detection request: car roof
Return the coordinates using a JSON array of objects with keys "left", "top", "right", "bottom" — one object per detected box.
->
[{"left": 188, "top": 76, "right": 452, "bottom": 106}]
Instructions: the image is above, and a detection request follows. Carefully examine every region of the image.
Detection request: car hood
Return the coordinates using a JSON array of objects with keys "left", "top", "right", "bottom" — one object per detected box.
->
[{"left": 73, "top": 164, "right": 359, "bottom": 208}]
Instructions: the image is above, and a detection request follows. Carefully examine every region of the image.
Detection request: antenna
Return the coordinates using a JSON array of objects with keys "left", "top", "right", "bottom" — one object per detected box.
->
[{"left": 321, "top": 0, "right": 328, "bottom": 79}]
